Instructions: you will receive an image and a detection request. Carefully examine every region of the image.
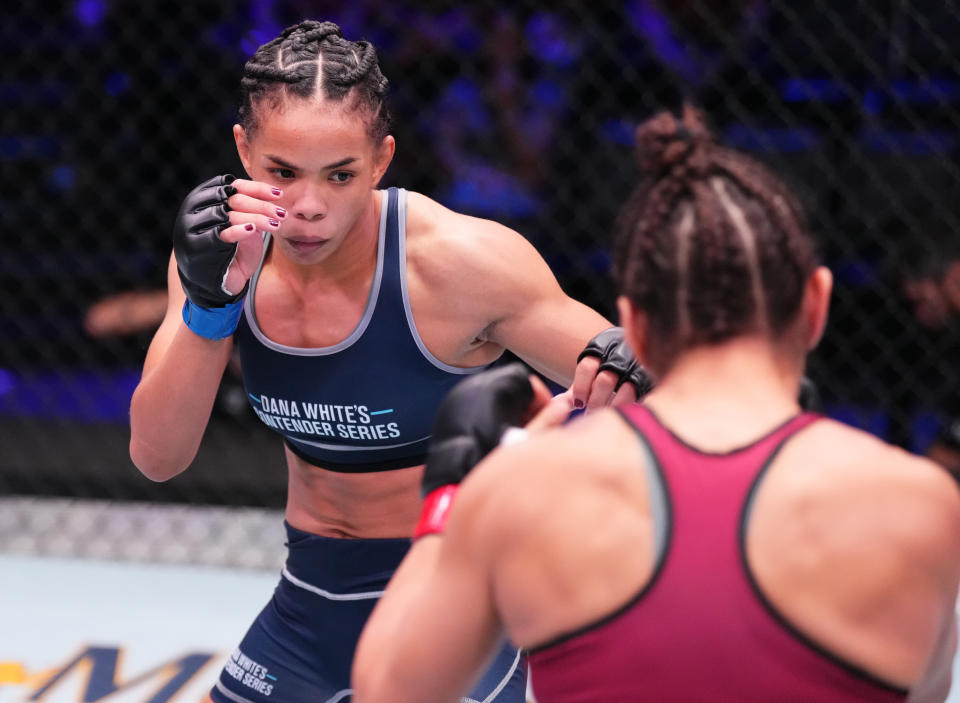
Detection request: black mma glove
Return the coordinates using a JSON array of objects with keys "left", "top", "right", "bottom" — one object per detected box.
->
[
  {"left": 578, "top": 327, "right": 654, "bottom": 398},
  {"left": 173, "top": 174, "right": 246, "bottom": 339},
  {"left": 414, "top": 363, "right": 533, "bottom": 537}
]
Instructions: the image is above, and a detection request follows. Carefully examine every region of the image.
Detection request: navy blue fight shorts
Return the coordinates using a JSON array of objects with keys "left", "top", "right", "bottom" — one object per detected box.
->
[{"left": 210, "top": 523, "right": 526, "bottom": 703}]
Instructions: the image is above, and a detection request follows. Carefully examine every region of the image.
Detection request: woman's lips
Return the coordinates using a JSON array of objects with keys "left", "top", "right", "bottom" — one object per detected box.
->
[{"left": 287, "top": 238, "right": 329, "bottom": 253}]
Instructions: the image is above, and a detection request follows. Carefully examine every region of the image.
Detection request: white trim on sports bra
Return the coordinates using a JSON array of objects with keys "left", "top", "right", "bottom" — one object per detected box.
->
[
  {"left": 397, "top": 189, "right": 486, "bottom": 375},
  {"left": 286, "top": 433, "right": 430, "bottom": 453}
]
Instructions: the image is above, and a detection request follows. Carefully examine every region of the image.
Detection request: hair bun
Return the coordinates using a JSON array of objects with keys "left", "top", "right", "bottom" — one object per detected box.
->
[
  {"left": 281, "top": 20, "right": 342, "bottom": 44},
  {"left": 634, "top": 103, "right": 712, "bottom": 175}
]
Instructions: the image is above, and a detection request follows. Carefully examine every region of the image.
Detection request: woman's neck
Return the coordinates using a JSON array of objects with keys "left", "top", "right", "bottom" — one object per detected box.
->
[{"left": 643, "top": 336, "right": 806, "bottom": 448}]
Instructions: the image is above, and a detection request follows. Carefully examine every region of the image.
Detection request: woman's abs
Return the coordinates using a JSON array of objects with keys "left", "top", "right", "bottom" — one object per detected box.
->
[{"left": 283, "top": 446, "right": 424, "bottom": 538}]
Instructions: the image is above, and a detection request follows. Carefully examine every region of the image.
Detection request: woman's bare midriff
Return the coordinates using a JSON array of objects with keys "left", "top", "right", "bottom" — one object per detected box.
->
[{"left": 283, "top": 445, "right": 425, "bottom": 539}]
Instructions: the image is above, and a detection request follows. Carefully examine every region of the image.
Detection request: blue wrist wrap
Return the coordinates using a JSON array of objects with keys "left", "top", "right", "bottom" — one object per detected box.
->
[{"left": 181, "top": 298, "right": 244, "bottom": 340}]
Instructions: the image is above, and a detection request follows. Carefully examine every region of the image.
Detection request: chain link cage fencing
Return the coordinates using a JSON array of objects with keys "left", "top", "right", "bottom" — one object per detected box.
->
[{"left": 1, "top": 0, "right": 959, "bottom": 564}]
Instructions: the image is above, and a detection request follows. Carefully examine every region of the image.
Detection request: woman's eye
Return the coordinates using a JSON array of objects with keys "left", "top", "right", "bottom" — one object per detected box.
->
[
  {"left": 331, "top": 172, "right": 354, "bottom": 183},
  {"left": 270, "top": 168, "right": 295, "bottom": 180}
]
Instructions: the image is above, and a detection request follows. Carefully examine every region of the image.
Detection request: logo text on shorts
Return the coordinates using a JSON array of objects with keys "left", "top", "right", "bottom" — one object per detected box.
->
[{"left": 224, "top": 649, "right": 276, "bottom": 696}]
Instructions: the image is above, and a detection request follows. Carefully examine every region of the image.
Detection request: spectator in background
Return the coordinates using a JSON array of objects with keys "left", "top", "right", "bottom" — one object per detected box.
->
[
  {"left": 942, "top": 260, "right": 960, "bottom": 322},
  {"left": 902, "top": 261, "right": 958, "bottom": 331},
  {"left": 84, "top": 290, "right": 168, "bottom": 338},
  {"left": 403, "top": 6, "right": 581, "bottom": 239},
  {"left": 625, "top": 0, "right": 770, "bottom": 103},
  {"left": 902, "top": 256, "right": 960, "bottom": 477},
  {"left": 84, "top": 289, "right": 252, "bottom": 422},
  {"left": 536, "top": 1, "right": 773, "bottom": 315}
]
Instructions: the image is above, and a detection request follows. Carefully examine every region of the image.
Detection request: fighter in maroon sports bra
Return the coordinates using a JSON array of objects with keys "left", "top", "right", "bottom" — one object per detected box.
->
[{"left": 352, "top": 105, "right": 960, "bottom": 703}]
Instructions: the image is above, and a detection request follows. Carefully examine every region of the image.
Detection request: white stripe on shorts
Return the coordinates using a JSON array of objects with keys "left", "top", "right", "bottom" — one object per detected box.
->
[
  {"left": 460, "top": 647, "right": 522, "bottom": 703},
  {"left": 215, "top": 680, "right": 260, "bottom": 703},
  {"left": 281, "top": 566, "right": 385, "bottom": 601},
  {"left": 217, "top": 681, "right": 353, "bottom": 703}
]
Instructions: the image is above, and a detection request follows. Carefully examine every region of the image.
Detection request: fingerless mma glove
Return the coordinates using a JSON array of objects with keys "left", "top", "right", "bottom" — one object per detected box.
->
[
  {"left": 414, "top": 363, "right": 534, "bottom": 538},
  {"left": 578, "top": 327, "right": 654, "bottom": 398},
  {"left": 173, "top": 174, "right": 245, "bottom": 339}
]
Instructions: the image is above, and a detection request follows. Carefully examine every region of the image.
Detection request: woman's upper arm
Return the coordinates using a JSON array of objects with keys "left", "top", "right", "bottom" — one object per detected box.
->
[{"left": 467, "top": 224, "right": 610, "bottom": 384}]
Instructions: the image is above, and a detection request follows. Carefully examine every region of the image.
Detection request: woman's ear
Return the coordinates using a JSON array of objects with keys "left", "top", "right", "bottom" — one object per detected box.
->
[
  {"left": 371, "top": 135, "right": 396, "bottom": 186},
  {"left": 233, "top": 124, "right": 253, "bottom": 176},
  {"left": 804, "top": 266, "right": 833, "bottom": 350},
  {"left": 617, "top": 296, "right": 650, "bottom": 368}
]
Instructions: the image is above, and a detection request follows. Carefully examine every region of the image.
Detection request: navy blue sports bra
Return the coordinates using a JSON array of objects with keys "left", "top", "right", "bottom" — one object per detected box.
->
[{"left": 235, "top": 187, "right": 490, "bottom": 472}]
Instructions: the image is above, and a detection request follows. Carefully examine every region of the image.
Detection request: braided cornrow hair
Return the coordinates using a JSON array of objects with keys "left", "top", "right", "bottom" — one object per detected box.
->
[
  {"left": 614, "top": 104, "right": 819, "bottom": 360},
  {"left": 238, "top": 20, "right": 391, "bottom": 141}
]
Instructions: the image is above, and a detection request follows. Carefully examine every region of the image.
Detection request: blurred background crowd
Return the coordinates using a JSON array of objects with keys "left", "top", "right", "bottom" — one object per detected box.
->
[{"left": 1, "top": 0, "right": 959, "bottom": 509}]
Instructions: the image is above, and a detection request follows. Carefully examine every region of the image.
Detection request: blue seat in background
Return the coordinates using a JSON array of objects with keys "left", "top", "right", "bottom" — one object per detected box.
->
[
  {"left": 911, "top": 410, "right": 944, "bottom": 456},
  {"left": 824, "top": 404, "right": 891, "bottom": 441},
  {"left": 0, "top": 367, "right": 140, "bottom": 424},
  {"left": 780, "top": 77, "right": 851, "bottom": 105}
]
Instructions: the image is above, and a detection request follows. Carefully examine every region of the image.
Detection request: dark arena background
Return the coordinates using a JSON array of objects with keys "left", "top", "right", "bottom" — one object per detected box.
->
[{"left": 1, "top": 2, "right": 959, "bottom": 700}]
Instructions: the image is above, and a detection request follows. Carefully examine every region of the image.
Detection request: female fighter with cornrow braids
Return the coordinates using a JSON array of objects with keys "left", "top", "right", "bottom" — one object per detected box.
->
[
  {"left": 354, "top": 104, "right": 960, "bottom": 703},
  {"left": 129, "top": 20, "right": 649, "bottom": 703}
]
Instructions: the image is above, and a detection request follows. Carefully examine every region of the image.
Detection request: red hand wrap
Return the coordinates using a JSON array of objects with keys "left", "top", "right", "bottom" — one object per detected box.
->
[{"left": 413, "top": 484, "right": 460, "bottom": 539}]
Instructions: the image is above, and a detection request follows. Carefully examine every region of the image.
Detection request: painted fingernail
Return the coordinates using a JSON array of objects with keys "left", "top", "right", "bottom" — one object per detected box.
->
[
  {"left": 244, "top": 223, "right": 255, "bottom": 232},
  {"left": 268, "top": 218, "right": 280, "bottom": 228},
  {"left": 574, "top": 399, "right": 584, "bottom": 409},
  {"left": 271, "top": 187, "right": 282, "bottom": 196},
  {"left": 275, "top": 207, "right": 287, "bottom": 219},
  {"left": 224, "top": 185, "right": 238, "bottom": 197}
]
